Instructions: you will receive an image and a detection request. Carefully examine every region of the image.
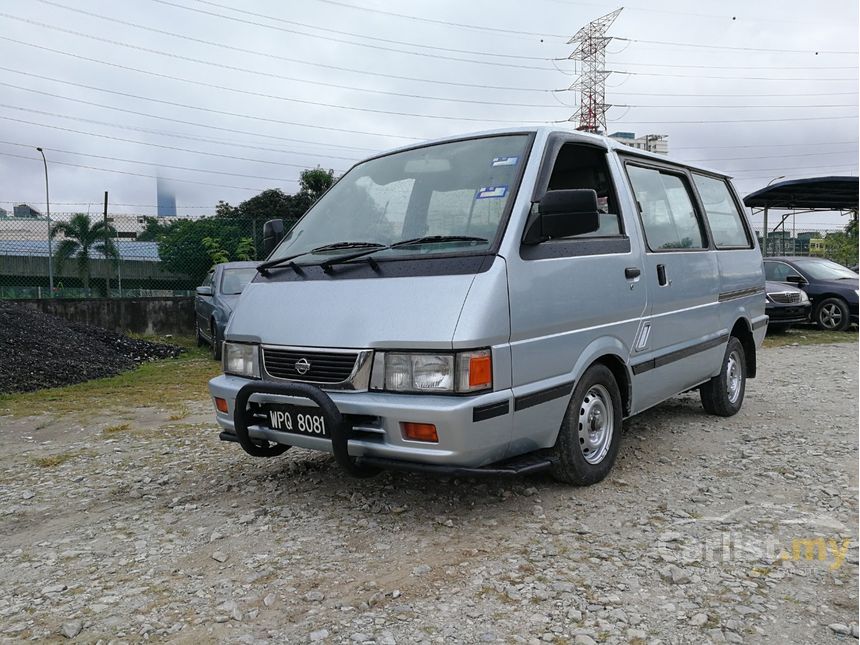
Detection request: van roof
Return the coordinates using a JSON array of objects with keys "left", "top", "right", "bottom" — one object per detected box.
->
[{"left": 379, "top": 125, "right": 730, "bottom": 179}]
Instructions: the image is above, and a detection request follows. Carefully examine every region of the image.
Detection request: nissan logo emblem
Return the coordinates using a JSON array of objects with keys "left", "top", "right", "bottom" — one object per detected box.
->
[{"left": 295, "top": 358, "right": 311, "bottom": 375}]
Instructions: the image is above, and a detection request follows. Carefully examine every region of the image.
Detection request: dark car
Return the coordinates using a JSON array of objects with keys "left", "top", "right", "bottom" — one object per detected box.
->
[
  {"left": 763, "top": 257, "right": 859, "bottom": 331},
  {"left": 195, "top": 261, "right": 259, "bottom": 359},
  {"left": 764, "top": 281, "right": 811, "bottom": 332}
]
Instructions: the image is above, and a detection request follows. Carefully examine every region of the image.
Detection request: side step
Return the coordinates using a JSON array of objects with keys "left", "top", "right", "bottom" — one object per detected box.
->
[
  {"left": 353, "top": 452, "right": 554, "bottom": 477},
  {"left": 219, "top": 431, "right": 239, "bottom": 443}
]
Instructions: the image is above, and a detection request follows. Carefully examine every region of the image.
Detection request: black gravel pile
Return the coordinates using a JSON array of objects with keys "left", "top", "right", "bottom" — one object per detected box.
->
[{"left": 0, "top": 302, "right": 183, "bottom": 394}]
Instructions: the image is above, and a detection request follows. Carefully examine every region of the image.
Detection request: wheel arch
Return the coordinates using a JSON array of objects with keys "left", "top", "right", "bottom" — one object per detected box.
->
[
  {"left": 730, "top": 317, "right": 756, "bottom": 379},
  {"left": 568, "top": 336, "right": 633, "bottom": 418}
]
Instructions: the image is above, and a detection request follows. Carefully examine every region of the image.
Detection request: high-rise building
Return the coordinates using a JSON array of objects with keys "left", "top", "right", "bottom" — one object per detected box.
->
[
  {"left": 608, "top": 132, "right": 669, "bottom": 155},
  {"left": 156, "top": 177, "right": 177, "bottom": 217}
]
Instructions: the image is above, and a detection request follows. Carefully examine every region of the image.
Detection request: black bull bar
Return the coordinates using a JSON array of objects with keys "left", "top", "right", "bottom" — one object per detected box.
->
[{"left": 231, "top": 381, "right": 554, "bottom": 478}]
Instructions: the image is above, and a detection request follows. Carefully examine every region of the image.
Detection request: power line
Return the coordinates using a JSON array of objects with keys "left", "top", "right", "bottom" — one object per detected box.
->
[
  {"left": 606, "top": 115, "right": 858, "bottom": 124},
  {"left": 0, "top": 102, "right": 380, "bottom": 155},
  {"left": 609, "top": 90, "right": 859, "bottom": 97},
  {"left": 1, "top": 13, "right": 560, "bottom": 109},
  {"left": 0, "top": 200, "right": 219, "bottom": 209},
  {"left": 0, "top": 150, "right": 270, "bottom": 192},
  {"left": 312, "top": 0, "right": 568, "bottom": 38},
  {"left": 682, "top": 150, "right": 859, "bottom": 163},
  {"left": 0, "top": 140, "right": 311, "bottom": 182},
  {"left": 178, "top": 0, "right": 555, "bottom": 58},
  {"left": 0, "top": 114, "right": 358, "bottom": 167},
  {"left": 146, "top": 0, "right": 555, "bottom": 70},
  {"left": 0, "top": 38, "right": 552, "bottom": 125},
  {"left": 30, "top": 0, "right": 553, "bottom": 94},
  {"left": 672, "top": 140, "right": 858, "bottom": 151},
  {"left": 612, "top": 36, "right": 857, "bottom": 55},
  {"left": 614, "top": 103, "right": 857, "bottom": 109},
  {"left": 730, "top": 162, "right": 860, "bottom": 174},
  {"left": 0, "top": 70, "right": 433, "bottom": 142},
  {"left": 607, "top": 69, "right": 858, "bottom": 82},
  {"left": 611, "top": 59, "right": 859, "bottom": 71}
]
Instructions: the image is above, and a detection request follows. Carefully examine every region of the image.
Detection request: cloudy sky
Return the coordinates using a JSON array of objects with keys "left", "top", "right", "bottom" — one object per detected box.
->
[{"left": 0, "top": 0, "right": 857, "bottom": 228}]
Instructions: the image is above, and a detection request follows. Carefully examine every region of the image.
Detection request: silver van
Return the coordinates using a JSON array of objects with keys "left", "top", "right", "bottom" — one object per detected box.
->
[{"left": 208, "top": 127, "right": 766, "bottom": 485}]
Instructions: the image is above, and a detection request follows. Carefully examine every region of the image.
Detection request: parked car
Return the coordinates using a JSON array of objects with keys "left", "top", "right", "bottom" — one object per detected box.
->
[
  {"left": 208, "top": 126, "right": 766, "bottom": 485},
  {"left": 764, "top": 280, "right": 810, "bottom": 332},
  {"left": 763, "top": 257, "right": 859, "bottom": 331},
  {"left": 195, "top": 261, "right": 259, "bottom": 360}
]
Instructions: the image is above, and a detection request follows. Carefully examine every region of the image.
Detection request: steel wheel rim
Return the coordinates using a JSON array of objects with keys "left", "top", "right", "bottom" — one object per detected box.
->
[
  {"left": 726, "top": 350, "right": 742, "bottom": 404},
  {"left": 578, "top": 384, "right": 613, "bottom": 464},
  {"left": 820, "top": 303, "right": 842, "bottom": 329}
]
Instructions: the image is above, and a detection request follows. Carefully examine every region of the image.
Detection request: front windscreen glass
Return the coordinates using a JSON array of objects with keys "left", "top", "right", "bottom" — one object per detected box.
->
[
  {"left": 266, "top": 134, "right": 531, "bottom": 263},
  {"left": 221, "top": 268, "right": 258, "bottom": 294},
  {"left": 793, "top": 258, "right": 858, "bottom": 280}
]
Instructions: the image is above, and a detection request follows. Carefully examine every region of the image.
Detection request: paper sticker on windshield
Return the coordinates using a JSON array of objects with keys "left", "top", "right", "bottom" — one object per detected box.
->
[
  {"left": 492, "top": 156, "right": 519, "bottom": 167},
  {"left": 476, "top": 185, "right": 508, "bottom": 199}
]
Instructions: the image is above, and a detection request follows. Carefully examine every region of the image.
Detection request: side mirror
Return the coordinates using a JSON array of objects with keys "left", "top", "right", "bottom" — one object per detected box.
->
[
  {"left": 786, "top": 275, "right": 806, "bottom": 285},
  {"left": 196, "top": 285, "right": 213, "bottom": 296},
  {"left": 522, "top": 189, "right": 601, "bottom": 245},
  {"left": 262, "top": 219, "right": 285, "bottom": 257}
]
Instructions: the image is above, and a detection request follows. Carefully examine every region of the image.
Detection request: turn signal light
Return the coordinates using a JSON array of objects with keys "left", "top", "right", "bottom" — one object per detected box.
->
[
  {"left": 468, "top": 354, "right": 492, "bottom": 388},
  {"left": 401, "top": 422, "right": 438, "bottom": 443},
  {"left": 214, "top": 397, "right": 229, "bottom": 413}
]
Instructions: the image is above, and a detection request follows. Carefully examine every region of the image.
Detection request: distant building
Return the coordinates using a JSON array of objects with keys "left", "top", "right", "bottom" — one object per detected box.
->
[
  {"left": 609, "top": 132, "right": 669, "bottom": 155},
  {"left": 156, "top": 177, "right": 177, "bottom": 217},
  {"left": 13, "top": 203, "right": 42, "bottom": 218}
]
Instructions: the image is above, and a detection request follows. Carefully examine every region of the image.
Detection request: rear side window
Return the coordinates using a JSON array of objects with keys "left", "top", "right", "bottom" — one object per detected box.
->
[
  {"left": 627, "top": 165, "right": 706, "bottom": 251},
  {"left": 692, "top": 174, "right": 751, "bottom": 248}
]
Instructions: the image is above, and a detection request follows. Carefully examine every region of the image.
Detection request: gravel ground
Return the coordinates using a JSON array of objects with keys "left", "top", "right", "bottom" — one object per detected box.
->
[
  {"left": 0, "top": 302, "right": 182, "bottom": 394},
  {"left": 0, "top": 342, "right": 857, "bottom": 644}
]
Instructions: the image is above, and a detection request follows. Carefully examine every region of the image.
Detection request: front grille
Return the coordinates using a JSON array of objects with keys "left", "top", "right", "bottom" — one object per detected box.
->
[
  {"left": 262, "top": 347, "right": 359, "bottom": 384},
  {"left": 769, "top": 291, "right": 801, "bottom": 304}
]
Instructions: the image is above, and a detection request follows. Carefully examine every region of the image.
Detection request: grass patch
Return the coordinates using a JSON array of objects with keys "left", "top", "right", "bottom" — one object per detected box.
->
[
  {"left": 32, "top": 451, "right": 82, "bottom": 468},
  {"left": 0, "top": 338, "right": 220, "bottom": 419},
  {"left": 102, "top": 423, "right": 131, "bottom": 436},
  {"left": 763, "top": 325, "right": 858, "bottom": 348},
  {"left": 168, "top": 405, "right": 190, "bottom": 421}
]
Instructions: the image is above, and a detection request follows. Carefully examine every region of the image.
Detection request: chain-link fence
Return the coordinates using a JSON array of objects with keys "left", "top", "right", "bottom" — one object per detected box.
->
[
  {"left": 0, "top": 212, "right": 297, "bottom": 299},
  {"left": 0, "top": 210, "right": 854, "bottom": 300}
]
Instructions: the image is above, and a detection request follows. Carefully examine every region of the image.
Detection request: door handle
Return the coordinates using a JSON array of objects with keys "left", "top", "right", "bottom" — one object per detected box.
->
[
  {"left": 625, "top": 267, "right": 641, "bottom": 279},
  {"left": 657, "top": 264, "right": 669, "bottom": 286}
]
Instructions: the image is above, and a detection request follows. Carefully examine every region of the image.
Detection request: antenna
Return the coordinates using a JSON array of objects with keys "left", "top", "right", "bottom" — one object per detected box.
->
[{"left": 566, "top": 8, "right": 623, "bottom": 133}]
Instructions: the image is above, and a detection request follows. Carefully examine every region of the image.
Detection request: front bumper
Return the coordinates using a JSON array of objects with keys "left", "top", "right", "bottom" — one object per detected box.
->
[
  {"left": 765, "top": 302, "right": 811, "bottom": 325},
  {"left": 208, "top": 374, "right": 514, "bottom": 468}
]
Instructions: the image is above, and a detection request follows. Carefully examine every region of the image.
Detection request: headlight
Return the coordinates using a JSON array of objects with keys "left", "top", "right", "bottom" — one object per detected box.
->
[
  {"left": 380, "top": 349, "right": 492, "bottom": 394},
  {"left": 223, "top": 342, "right": 260, "bottom": 379},
  {"left": 799, "top": 290, "right": 809, "bottom": 303}
]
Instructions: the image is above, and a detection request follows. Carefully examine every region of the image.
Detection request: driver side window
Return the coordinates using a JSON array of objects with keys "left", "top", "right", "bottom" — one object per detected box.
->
[{"left": 764, "top": 262, "right": 800, "bottom": 281}]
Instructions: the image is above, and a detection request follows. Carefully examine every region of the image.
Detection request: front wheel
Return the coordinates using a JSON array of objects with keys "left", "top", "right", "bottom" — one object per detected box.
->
[
  {"left": 815, "top": 297, "right": 850, "bottom": 331},
  {"left": 550, "top": 364, "right": 623, "bottom": 486},
  {"left": 700, "top": 337, "right": 745, "bottom": 417},
  {"left": 211, "top": 323, "right": 223, "bottom": 361}
]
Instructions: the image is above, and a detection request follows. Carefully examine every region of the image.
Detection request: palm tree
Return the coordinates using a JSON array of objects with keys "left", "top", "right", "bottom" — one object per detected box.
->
[{"left": 50, "top": 213, "right": 119, "bottom": 293}]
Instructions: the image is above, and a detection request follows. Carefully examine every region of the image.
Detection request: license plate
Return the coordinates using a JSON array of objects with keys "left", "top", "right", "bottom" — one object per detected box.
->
[{"left": 262, "top": 404, "right": 329, "bottom": 438}]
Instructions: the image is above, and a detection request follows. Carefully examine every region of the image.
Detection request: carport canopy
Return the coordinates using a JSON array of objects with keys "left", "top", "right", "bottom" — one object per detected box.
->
[{"left": 743, "top": 176, "right": 858, "bottom": 210}]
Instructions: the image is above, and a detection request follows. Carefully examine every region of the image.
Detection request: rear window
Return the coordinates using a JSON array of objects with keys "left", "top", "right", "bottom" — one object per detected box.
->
[{"left": 692, "top": 174, "right": 751, "bottom": 248}]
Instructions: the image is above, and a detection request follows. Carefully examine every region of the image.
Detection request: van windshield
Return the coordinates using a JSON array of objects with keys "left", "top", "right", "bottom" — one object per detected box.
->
[{"left": 267, "top": 134, "right": 531, "bottom": 263}]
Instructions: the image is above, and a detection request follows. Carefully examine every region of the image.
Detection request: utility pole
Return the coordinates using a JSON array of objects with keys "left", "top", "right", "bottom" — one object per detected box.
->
[
  {"left": 36, "top": 147, "right": 54, "bottom": 296},
  {"left": 565, "top": 8, "right": 623, "bottom": 133},
  {"left": 103, "top": 191, "right": 110, "bottom": 297}
]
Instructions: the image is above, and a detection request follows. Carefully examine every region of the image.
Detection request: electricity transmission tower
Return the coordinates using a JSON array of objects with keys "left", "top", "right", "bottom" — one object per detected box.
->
[{"left": 566, "top": 8, "right": 623, "bottom": 133}]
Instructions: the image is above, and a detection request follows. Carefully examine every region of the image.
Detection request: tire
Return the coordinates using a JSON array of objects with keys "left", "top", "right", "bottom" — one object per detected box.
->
[
  {"left": 550, "top": 364, "right": 623, "bottom": 486},
  {"left": 211, "top": 322, "right": 223, "bottom": 361},
  {"left": 814, "top": 297, "right": 850, "bottom": 331},
  {"left": 700, "top": 337, "right": 745, "bottom": 417}
]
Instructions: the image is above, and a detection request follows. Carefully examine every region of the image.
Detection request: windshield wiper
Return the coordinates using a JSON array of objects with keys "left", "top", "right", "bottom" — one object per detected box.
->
[
  {"left": 257, "top": 241, "right": 385, "bottom": 275},
  {"left": 390, "top": 235, "right": 489, "bottom": 249}
]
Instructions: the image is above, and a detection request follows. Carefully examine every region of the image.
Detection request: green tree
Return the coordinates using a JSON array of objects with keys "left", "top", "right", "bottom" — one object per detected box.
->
[
  {"left": 201, "top": 237, "right": 230, "bottom": 265},
  {"left": 157, "top": 218, "right": 247, "bottom": 285},
  {"left": 50, "top": 213, "right": 118, "bottom": 293},
  {"left": 235, "top": 237, "right": 256, "bottom": 261},
  {"left": 823, "top": 216, "right": 859, "bottom": 267},
  {"left": 299, "top": 167, "right": 335, "bottom": 200}
]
